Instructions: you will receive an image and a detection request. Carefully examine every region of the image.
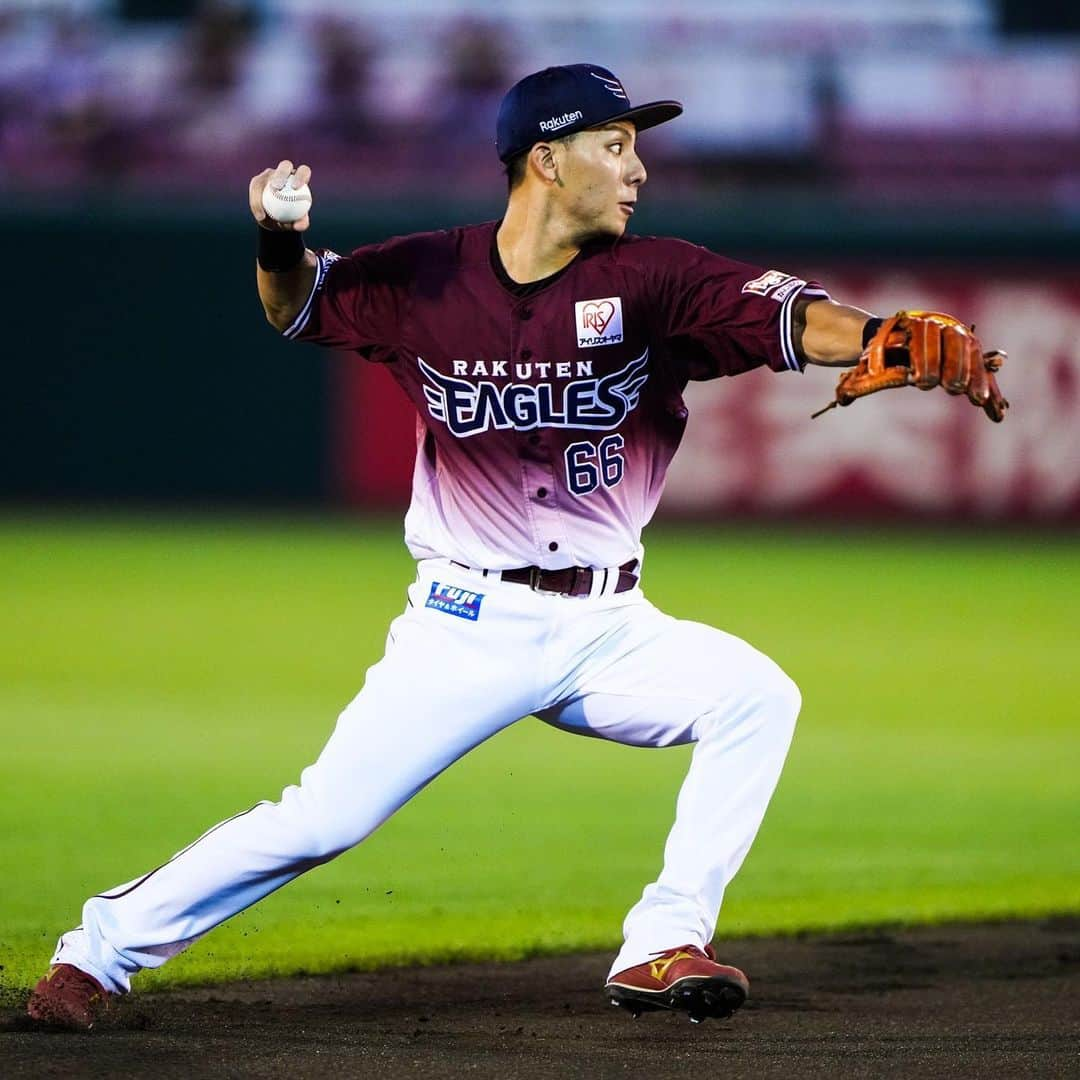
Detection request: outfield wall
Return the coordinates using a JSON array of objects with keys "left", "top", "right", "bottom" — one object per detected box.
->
[{"left": 5, "top": 203, "right": 1079, "bottom": 520}]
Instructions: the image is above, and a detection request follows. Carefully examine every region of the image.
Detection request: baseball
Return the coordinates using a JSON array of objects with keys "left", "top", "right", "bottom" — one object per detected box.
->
[{"left": 262, "top": 174, "right": 312, "bottom": 224}]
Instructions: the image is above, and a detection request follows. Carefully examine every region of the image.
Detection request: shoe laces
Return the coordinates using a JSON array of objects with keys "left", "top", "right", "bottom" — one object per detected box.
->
[{"left": 648, "top": 944, "right": 716, "bottom": 961}]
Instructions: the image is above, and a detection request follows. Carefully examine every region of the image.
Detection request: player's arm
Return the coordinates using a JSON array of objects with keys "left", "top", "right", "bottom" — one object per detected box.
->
[
  {"left": 250, "top": 160, "right": 318, "bottom": 332},
  {"left": 792, "top": 297, "right": 876, "bottom": 367}
]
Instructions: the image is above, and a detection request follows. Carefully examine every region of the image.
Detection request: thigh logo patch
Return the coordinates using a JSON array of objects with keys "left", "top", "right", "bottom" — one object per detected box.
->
[{"left": 425, "top": 582, "right": 484, "bottom": 621}]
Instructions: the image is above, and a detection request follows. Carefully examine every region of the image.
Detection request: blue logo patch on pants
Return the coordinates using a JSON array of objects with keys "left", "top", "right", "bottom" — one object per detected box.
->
[{"left": 425, "top": 581, "right": 484, "bottom": 621}]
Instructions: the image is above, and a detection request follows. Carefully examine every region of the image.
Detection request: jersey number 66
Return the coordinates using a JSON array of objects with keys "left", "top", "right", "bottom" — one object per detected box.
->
[{"left": 565, "top": 435, "right": 626, "bottom": 497}]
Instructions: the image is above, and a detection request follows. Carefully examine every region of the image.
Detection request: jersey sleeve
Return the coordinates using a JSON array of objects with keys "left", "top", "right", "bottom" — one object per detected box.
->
[
  {"left": 648, "top": 238, "right": 830, "bottom": 379},
  {"left": 281, "top": 240, "right": 409, "bottom": 353}
]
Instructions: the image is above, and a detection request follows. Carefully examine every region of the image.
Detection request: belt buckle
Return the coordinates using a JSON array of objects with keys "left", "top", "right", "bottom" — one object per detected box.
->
[{"left": 528, "top": 566, "right": 543, "bottom": 592}]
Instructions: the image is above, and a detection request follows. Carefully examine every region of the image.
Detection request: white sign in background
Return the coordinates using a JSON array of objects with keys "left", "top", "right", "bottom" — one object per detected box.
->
[{"left": 663, "top": 277, "right": 1080, "bottom": 518}]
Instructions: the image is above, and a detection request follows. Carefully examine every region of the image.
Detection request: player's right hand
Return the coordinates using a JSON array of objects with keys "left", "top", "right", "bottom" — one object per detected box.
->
[{"left": 250, "top": 160, "right": 312, "bottom": 232}]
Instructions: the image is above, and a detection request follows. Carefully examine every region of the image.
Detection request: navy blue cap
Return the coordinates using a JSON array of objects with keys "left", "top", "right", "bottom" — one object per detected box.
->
[{"left": 496, "top": 64, "right": 682, "bottom": 163}]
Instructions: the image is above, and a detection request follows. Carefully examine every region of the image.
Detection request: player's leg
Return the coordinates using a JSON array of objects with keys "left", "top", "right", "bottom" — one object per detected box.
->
[
  {"left": 538, "top": 597, "right": 800, "bottom": 986},
  {"left": 49, "top": 566, "right": 544, "bottom": 996}
]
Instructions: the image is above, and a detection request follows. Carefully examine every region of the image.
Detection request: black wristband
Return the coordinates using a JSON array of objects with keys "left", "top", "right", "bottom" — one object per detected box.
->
[
  {"left": 861, "top": 316, "right": 884, "bottom": 348},
  {"left": 257, "top": 226, "right": 306, "bottom": 273}
]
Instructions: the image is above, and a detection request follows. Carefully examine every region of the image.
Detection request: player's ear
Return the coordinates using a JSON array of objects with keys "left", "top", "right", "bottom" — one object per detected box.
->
[{"left": 530, "top": 142, "right": 559, "bottom": 186}]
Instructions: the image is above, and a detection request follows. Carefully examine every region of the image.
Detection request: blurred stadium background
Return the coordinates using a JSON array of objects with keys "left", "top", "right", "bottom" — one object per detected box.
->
[{"left": 2, "top": 0, "right": 1078, "bottom": 515}]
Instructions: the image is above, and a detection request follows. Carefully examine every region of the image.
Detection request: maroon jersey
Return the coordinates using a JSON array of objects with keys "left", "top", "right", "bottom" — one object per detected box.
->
[{"left": 284, "top": 221, "right": 828, "bottom": 570}]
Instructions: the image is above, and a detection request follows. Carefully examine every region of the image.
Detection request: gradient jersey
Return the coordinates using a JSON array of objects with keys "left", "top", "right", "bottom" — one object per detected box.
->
[{"left": 284, "top": 220, "right": 828, "bottom": 570}]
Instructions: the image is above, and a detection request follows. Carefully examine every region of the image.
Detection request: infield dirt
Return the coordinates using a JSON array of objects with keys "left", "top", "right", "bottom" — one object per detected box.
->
[{"left": 3, "top": 919, "right": 1077, "bottom": 1078}]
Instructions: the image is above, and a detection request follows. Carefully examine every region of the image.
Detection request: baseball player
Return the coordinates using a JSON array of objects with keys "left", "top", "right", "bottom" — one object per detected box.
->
[{"left": 28, "top": 64, "right": 1006, "bottom": 1031}]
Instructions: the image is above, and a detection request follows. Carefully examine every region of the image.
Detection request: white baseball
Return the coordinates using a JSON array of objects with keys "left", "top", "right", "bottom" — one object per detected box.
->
[{"left": 261, "top": 174, "right": 312, "bottom": 224}]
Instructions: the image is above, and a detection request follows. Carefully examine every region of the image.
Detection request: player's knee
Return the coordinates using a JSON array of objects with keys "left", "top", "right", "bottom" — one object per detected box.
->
[
  {"left": 276, "top": 784, "right": 374, "bottom": 862},
  {"left": 716, "top": 663, "right": 800, "bottom": 741},
  {"left": 777, "top": 669, "right": 803, "bottom": 730},
  {"left": 304, "top": 803, "right": 381, "bottom": 861},
  {"left": 763, "top": 667, "right": 801, "bottom": 739},
  {"left": 729, "top": 638, "right": 801, "bottom": 730},
  {"left": 302, "top": 818, "right": 376, "bottom": 862},
  {"left": 772, "top": 666, "right": 801, "bottom": 714},
  {"left": 694, "top": 664, "right": 800, "bottom": 744}
]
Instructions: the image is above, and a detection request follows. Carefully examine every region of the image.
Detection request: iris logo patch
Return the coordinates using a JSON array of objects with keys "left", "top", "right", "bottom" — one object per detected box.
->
[
  {"left": 426, "top": 581, "right": 484, "bottom": 621},
  {"left": 575, "top": 296, "right": 623, "bottom": 347}
]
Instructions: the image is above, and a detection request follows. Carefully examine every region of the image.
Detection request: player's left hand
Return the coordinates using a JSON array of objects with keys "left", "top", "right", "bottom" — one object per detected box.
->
[{"left": 813, "top": 311, "right": 1009, "bottom": 422}]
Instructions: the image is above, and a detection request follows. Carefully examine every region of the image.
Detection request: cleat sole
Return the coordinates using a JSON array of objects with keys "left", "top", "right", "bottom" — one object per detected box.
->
[{"left": 606, "top": 974, "right": 747, "bottom": 1024}]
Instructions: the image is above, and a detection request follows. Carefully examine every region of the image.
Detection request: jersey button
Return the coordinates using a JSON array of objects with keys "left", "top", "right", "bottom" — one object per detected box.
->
[
  {"left": 528, "top": 434, "right": 541, "bottom": 446},
  {"left": 537, "top": 487, "right": 548, "bottom": 498},
  {"left": 519, "top": 308, "right": 533, "bottom": 320},
  {"left": 520, "top": 348, "right": 532, "bottom": 360},
  {"left": 548, "top": 541, "right": 559, "bottom": 551}
]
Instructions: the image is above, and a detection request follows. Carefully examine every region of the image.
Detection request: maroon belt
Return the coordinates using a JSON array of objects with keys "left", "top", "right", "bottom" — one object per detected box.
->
[{"left": 500, "top": 558, "right": 639, "bottom": 597}]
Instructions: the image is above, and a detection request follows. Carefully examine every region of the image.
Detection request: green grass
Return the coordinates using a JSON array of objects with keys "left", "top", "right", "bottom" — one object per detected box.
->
[{"left": 1, "top": 514, "right": 1077, "bottom": 993}]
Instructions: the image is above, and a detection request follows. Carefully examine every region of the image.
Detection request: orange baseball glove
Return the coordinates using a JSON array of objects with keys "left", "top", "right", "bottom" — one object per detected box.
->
[{"left": 813, "top": 311, "right": 1008, "bottom": 422}]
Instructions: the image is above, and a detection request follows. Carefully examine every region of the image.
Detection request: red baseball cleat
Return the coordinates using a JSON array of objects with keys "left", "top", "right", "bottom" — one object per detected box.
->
[
  {"left": 26, "top": 964, "right": 111, "bottom": 1031},
  {"left": 605, "top": 944, "right": 749, "bottom": 1023}
]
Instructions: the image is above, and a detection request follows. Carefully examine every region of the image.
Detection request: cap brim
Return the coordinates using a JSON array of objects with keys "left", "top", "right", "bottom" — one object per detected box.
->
[{"left": 602, "top": 100, "right": 683, "bottom": 133}]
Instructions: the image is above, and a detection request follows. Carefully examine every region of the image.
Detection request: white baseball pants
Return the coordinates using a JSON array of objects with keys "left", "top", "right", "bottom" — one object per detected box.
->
[{"left": 53, "top": 558, "right": 800, "bottom": 993}]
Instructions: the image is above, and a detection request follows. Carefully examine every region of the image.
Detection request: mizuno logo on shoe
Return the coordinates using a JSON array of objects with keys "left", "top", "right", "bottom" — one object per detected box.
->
[{"left": 649, "top": 950, "right": 696, "bottom": 982}]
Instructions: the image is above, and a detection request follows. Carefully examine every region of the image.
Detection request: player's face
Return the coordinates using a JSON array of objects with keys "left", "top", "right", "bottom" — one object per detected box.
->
[{"left": 556, "top": 122, "right": 646, "bottom": 241}]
